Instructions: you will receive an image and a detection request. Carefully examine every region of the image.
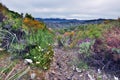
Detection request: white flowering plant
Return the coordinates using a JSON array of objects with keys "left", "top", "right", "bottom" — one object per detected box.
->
[{"left": 24, "top": 45, "right": 54, "bottom": 70}]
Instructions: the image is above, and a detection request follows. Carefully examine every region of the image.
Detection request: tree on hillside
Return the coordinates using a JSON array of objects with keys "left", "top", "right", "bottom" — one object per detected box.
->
[{"left": 118, "top": 17, "right": 120, "bottom": 22}]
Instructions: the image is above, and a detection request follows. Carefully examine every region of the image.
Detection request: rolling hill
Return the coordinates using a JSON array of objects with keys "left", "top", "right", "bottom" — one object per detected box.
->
[{"left": 36, "top": 18, "right": 113, "bottom": 28}]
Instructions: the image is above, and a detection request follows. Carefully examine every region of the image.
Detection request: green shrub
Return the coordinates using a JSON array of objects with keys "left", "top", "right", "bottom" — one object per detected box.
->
[
  {"left": 79, "top": 40, "right": 95, "bottom": 56},
  {"left": 26, "top": 29, "right": 54, "bottom": 48},
  {"left": 24, "top": 29, "right": 54, "bottom": 69},
  {"left": 8, "top": 43, "right": 25, "bottom": 56},
  {"left": 78, "top": 61, "right": 88, "bottom": 69},
  {"left": 25, "top": 45, "right": 54, "bottom": 70}
]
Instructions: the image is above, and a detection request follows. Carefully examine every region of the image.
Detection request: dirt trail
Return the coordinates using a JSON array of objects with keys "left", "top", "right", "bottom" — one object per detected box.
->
[
  {"left": 0, "top": 49, "right": 118, "bottom": 80},
  {"left": 45, "top": 47, "right": 117, "bottom": 80},
  {"left": 45, "top": 48, "right": 81, "bottom": 80}
]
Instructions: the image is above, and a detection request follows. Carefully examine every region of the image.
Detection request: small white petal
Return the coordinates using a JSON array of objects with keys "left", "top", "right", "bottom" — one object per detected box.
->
[
  {"left": 98, "top": 69, "right": 101, "bottom": 74},
  {"left": 36, "top": 62, "right": 40, "bottom": 64},
  {"left": 114, "top": 76, "right": 119, "bottom": 80}
]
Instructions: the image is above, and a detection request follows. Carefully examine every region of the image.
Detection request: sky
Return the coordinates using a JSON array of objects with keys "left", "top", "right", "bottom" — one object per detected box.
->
[{"left": 0, "top": 0, "right": 120, "bottom": 20}]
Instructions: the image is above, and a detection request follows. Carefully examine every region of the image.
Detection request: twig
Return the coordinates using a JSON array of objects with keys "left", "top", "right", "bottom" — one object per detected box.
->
[{"left": 5, "top": 66, "right": 16, "bottom": 80}]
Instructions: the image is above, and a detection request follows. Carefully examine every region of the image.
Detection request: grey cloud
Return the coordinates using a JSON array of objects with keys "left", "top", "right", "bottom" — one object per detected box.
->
[{"left": 1, "top": 0, "right": 120, "bottom": 19}]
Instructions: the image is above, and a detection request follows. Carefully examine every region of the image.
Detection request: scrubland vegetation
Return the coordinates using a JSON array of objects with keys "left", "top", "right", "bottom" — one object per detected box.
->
[
  {"left": 0, "top": 3, "right": 120, "bottom": 80},
  {"left": 56, "top": 19, "right": 120, "bottom": 78},
  {"left": 0, "top": 3, "right": 54, "bottom": 79}
]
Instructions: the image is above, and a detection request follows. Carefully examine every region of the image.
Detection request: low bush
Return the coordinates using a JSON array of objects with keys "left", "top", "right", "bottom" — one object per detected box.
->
[
  {"left": 24, "top": 29, "right": 54, "bottom": 69},
  {"left": 0, "top": 22, "right": 54, "bottom": 70},
  {"left": 24, "top": 45, "right": 54, "bottom": 70},
  {"left": 79, "top": 39, "right": 95, "bottom": 56}
]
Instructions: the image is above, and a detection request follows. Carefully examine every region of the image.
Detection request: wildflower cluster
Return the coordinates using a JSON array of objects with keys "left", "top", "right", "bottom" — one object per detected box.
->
[{"left": 24, "top": 45, "right": 54, "bottom": 70}]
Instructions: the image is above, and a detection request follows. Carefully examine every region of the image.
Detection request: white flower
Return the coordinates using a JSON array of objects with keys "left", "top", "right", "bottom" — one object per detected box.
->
[
  {"left": 98, "top": 69, "right": 101, "bottom": 74},
  {"left": 36, "top": 62, "right": 40, "bottom": 64},
  {"left": 41, "top": 49, "right": 44, "bottom": 51},
  {"left": 44, "top": 67, "right": 47, "bottom": 70},
  {"left": 0, "top": 48, "right": 4, "bottom": 51},
  {"left": 34, "top": 57, "right": 36, "bottom": 59},
  {"left": 38, "top": 46, "right": 41, "bottom": 49},
  {"left": 26, "top": 53, "right": 29, "bottom": 56},
  {"left": 47, "top": 51, "right": 50, "bottom": 54}
]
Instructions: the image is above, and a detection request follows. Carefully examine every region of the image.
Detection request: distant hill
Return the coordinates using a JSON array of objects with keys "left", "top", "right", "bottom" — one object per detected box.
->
[{"left": 36, "top": 18, "right": 113, "bottom": 28}]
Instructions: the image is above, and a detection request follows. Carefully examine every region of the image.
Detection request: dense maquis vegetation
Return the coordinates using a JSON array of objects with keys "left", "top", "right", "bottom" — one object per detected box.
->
[
  {"left": 0, "top": 3, "right": 54, "bottom": 71},
  {"left": 55, "top": 19, "right": 120, "bottom": 77},
  {"left": 0, "top": 2, "right": 120, "bottom": 80}
]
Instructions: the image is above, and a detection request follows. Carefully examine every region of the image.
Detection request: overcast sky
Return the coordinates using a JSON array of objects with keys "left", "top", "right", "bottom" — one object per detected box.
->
[{"left": 0, "top": 0, "right": 120, "bottom": 20}]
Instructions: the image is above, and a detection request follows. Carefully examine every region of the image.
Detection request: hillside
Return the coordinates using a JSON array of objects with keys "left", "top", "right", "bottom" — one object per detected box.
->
[
  {"left": 36, "top": 18, "right": 113, "bottom": 28},
  {"left": 0, "top": 3, "right": 54, "bottom": 79},
  {"left": 0, "top": 2, "right": 120, "bottom": 80}
]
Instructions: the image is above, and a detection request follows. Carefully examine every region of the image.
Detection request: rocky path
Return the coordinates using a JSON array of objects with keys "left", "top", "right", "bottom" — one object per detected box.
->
[
  {"left": 45, "top": 47, "right": 118, "bottom": 80},
  {"left": 45, "top": 48, "right": 80, "bottom": 80},
  {"left": 0, "top": 48, "right": 119, "bottom": 80}
]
